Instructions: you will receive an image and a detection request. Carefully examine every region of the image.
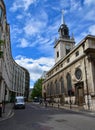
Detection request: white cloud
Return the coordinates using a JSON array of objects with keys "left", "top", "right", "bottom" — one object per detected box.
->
[
  {"left": 60, "top": 0, "right": 82, "bottom": 12},
  {"left": 10, "top": 25, "right": 23, "bottom": 43},
  {"left": 15, "top": 55, "right": 54, "bottom": 82},
  {"left": 84, "top": 0, "right": 95, "bottom": 5},
  {"left": 16, "top": 15, "right": 23, "bottom": 20},
  {"left": 70, "top": 0, "right": 82, "bottom": 11},
  {"left": 24, "top": 20, "right": 40, "bottom": 36},
  {"left": 17, "top": 38, "right": 30, "bottom": 48},
  {"left": 37, "top": 39, "right": 54, "bottom": 56},
  {"left": 10, "top": 0, "right": 37, "bottom": 12},
  {"left": 88, "top": 25, "right": 95, "bottom": 35},
  {"left": 23, "top": 0, "right": 37, "bottom": 10},
  {"left": 16, "top": 12, "right": 31, "bottom": 20},
  {"left": 60, "top": 0, "right": 70, "bottom": 9},
  {"left": 75, "top": 24, "right": 95, "bottom": 44},
  {"left": 34, "top": 57, "right": 54, "bottom": 67},
  {"left": 23, "top": 10, "right": 48, "bottom": 36},
  {"left": 83, "top": 10, "right": 95, "bottom": 22}
]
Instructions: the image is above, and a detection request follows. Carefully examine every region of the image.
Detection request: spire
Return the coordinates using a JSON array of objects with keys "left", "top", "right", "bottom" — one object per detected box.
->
[
  {"left": 61, "top": 10, "right": 65, "bottom": 24},
  {"left": 71, "top": 33, "right": 74, "bottom": 40},
  {"left": 58, "top": 10, "right": 70, "bottom": 39}
]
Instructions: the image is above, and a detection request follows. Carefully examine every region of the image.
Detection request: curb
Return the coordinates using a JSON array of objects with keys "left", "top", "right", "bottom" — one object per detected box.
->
[
  {"left": 0, "top": 109, "right": 14, "bottom": 122},
  {"left": 42, "top": 103, "right": 95, "bottom": 116}
]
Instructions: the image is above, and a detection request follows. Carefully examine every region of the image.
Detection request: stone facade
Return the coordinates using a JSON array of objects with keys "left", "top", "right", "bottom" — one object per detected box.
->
[
  {"left": 42, "top": 13, "right": 95, "bottom": 111},
  {"left": 21, "top": 67, "right": 30, "bottom": 101},
  {"left": 0, "top": 0, "right": 30, "bottom": 102}
]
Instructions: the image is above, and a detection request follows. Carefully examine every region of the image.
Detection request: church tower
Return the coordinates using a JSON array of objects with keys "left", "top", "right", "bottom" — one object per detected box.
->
[{"left": 54, "top": 10, "right": 75, "bottom": 63}]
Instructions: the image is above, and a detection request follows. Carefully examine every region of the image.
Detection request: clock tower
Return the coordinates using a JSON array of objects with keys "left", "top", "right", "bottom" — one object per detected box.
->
[{"left": 54, "top": 10, "right": 75, "bottom": 63}]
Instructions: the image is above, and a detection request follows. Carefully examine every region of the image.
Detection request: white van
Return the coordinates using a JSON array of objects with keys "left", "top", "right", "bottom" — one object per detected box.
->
[{"left": 14, "top": 96, "right": 25, "bottom": 109}]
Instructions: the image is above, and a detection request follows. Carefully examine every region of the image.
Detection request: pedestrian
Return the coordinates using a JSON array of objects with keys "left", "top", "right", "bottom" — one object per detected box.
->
[{"left": 45, "top": 101, "right": 47, "bottom": 107}]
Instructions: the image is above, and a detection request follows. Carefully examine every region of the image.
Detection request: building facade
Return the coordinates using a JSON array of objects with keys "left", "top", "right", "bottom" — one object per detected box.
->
[
  {"left": 21, "top": 67, "right": 30, "bottom": 101},
  {"left": 42, "top": 13, "right": 95, "bottom": 110},
  {"left": 0, "top": 0, "right": 30, "bottom": 102}
]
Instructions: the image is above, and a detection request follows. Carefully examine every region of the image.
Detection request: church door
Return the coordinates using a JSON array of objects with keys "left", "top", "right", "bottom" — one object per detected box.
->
[{"left": 75, "top": 82, "right": 84, "bottom": 106}]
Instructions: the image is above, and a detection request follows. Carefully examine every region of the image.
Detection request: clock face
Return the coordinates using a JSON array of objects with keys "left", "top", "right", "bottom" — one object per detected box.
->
[
  {"left": 66, "top": 45, "right": 70, "bottom": 54},
  {"left": 75, "top": 68, "right": 82, "bottom": 80}
]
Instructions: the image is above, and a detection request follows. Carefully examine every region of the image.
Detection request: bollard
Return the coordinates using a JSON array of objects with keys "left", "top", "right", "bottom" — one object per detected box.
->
[{"left": 0, "top": 103, "right": 2, "bottom": 117}]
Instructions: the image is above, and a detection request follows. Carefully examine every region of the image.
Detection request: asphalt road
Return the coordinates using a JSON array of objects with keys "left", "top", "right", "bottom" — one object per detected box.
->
[{"left": 0, "top": 102, "right": 95, "bottom": 130}]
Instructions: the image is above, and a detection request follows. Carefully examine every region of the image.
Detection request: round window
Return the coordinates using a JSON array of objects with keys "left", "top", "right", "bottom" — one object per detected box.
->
[{"left": 75, "top": 68, "right": 82, "bottom": 80}]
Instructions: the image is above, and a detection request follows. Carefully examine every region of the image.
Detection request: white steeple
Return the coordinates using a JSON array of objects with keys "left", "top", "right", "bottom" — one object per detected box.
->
[
  {"left": 61, "top": 10, "right": 65, "bottom": 24},
  {"left": 55, "top": 10, "right": 75, "bottom": 63}
]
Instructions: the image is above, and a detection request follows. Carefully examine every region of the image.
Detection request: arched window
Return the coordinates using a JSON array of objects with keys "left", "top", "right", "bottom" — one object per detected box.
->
[
  {"left": 60, "top": 77, "right": 64, "bottom": 94},
  {"left": 50, "top": 82, "right": 53, "bottom": 96},
  {"left": 47, "top": 84, "right": 50, "bottom": 96},
  {"left": 55, "top": 80, "right": 60, "bottom": 95},
  {"left": 66, "top": 73, "right": 72, "bottom": 96}
]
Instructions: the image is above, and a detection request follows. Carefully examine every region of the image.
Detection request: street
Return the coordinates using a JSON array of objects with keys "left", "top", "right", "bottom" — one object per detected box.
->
[{"left": 0, "top": 102, "right": 95, "bottom": 130}]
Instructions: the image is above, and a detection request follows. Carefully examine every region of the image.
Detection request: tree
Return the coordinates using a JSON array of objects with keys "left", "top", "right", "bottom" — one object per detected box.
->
[{"left": 31, "top": 78, "right": 43, "bottom": 99}]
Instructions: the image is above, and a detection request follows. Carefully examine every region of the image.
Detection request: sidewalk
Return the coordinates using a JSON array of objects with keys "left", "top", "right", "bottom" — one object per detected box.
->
[
  {"left": 42, "top": 102, "right": 95, "bottom": 115},
  {"left": 0, "top": 103, "right": 14, "bottom": 122}
]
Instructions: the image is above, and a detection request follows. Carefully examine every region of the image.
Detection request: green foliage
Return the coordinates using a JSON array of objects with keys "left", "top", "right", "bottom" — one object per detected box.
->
[
  {"left": 0, "top": 51, "right": 3, "bottom": 58},
  {"left": 31, "top": 78, "right": 44, "bottom": 99},
  {"left": 0, "top": 40, "right": 4, "bottom": 45}
]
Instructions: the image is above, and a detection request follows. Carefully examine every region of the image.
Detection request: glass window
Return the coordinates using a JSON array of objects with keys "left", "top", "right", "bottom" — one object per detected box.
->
[
  {"left": 60, "top": 77, "right": 64, "bottom": 93},
  {"left": 66, "top": 73, "right": 72, "bottom": 90},
  {"left": 57, "top": 51, "right": 59, "bottom": 58},
  {"left": 66, "top": 73, "right": 75, "bottom": 96},
  {"left": 67, "top": 58, "right": 70, "bottom": 63},
  {"left": 75, "top": 51, "right": 79, "bottom": 57},
  {"left": 47, "top": 84, "right": 50, "bottom": 96},
  {"left": 0, "top": 7, "right": 2, "bottom": 20},
  {"left": 55, "top": 80, "right": 60, "bottom": 95},
  {"left": 50, "top": 82, "right": 54, "bottom": 96},
  {"left": 75, "top": 68, "right": 82, "bottom": 80}
]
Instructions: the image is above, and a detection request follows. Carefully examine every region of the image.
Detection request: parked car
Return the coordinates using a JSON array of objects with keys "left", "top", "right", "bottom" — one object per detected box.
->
[
  {"left": 14, "top": 96, "right": 25, "bottom": 109},
  {"left": 33, "top": 97, "right": 39, "bottom": 102}
]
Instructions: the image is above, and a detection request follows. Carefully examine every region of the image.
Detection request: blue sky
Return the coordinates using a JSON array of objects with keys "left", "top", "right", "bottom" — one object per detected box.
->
[{"left": 4, "top": 0, "right": 95, "bottom": 88}]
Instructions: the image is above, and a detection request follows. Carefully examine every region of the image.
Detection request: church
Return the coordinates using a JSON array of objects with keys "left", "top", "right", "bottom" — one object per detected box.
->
[{"left": 42, "top": 12, "right": 95, "bottom": 111}]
